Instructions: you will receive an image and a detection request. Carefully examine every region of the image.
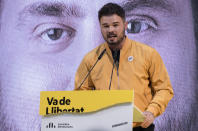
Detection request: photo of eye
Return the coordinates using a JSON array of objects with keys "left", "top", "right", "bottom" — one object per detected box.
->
[{"left": 0, "top": 0, "right": 197, "bottom": 131}]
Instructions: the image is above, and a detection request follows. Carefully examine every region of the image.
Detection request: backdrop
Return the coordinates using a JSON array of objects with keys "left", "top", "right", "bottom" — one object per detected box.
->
[{"left": 0, "top": 0, "right": 197, "bottom": 131}]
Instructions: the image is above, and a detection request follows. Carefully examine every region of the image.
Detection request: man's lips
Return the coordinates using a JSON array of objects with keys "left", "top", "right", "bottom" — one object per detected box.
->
[{"left": 107, "top": 35, "right": 117, "bottom": 38}]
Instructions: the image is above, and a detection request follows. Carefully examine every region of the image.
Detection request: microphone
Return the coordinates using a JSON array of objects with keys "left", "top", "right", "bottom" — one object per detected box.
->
[
  {"left": 77, "top": 48, "right": 106, "bottom": 90},
  {"left": 109, "top": 50, "right": 119, "bottom": 90},
  {"left": 108, "top": 61, "right": 115, "bottom": 90},
  {"left": 98, "top": 48, "right": 106, "bottom": 60}
]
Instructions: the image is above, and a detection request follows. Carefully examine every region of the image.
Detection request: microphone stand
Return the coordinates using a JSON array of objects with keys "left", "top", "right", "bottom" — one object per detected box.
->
[{"left": 77, "top": 49, "right": 106, "bottom": 90}]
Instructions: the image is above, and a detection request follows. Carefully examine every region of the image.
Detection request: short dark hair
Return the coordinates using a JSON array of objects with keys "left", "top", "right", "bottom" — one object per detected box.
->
[{"left": 98, "top": 3, "right": 125, "bottom": 22}]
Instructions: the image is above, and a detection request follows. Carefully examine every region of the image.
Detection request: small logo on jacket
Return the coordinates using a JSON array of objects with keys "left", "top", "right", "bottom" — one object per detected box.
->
[{"left": 128, "top": 56, "right": 133, "bottom": 62}]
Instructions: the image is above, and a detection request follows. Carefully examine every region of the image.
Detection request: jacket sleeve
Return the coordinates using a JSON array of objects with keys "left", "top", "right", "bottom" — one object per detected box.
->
[
  {"left": 146, "top": 49, "right": 174, "bottom": 117},
  {"left": 74, "top": 56, "right": 94, "bottom": 90}
]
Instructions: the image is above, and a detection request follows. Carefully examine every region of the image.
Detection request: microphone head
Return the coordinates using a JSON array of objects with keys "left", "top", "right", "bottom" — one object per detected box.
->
[{"left": 98, "top": 49, "right": 106, "bottom": 60}]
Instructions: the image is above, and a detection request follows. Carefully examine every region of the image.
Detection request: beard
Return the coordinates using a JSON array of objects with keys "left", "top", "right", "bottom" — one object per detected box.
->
[{"left": 105, "top": 28, "right": 126, "bottom": 47}]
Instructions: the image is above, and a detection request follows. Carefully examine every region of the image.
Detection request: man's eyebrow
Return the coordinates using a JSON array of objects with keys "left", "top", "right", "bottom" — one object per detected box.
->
[
  {"left": 112, "top": 22, "right": 121, "bottom": 25},
  {"left": 101, "top": 22, "right": 120, "bottom": 25},
  {"left": 121, "top": 0, "right": 175, "bottom": 14},
  {"left": 19, "top": 2, "right": 84, "bottom": 20}
]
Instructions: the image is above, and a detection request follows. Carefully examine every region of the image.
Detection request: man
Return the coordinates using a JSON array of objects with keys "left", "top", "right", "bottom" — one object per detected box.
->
[
  {"left": 0, "top": 0, "right": 197, "bottom": 131},
  {"left": 75, "top": 3, "right": 174, "bottom": 130}
]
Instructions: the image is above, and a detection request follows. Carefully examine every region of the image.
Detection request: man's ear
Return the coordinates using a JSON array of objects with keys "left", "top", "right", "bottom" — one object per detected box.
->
[{"left": 125, "top": 21, "right": 128, "bottom": 30}]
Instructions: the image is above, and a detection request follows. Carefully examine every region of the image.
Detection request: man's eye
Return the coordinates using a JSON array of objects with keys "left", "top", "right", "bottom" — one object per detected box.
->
[
  {"left": 34, "top": 23, "right": 76, "bottom": 45},
  {"left": 127, "top": 21, "right": 150, "bottom": 33},
  {"left": 103, "top": 25, "right": 109, "bottom": 28},
  {"left": 32, "top": 23, "right": 76, "bottom": 53},
  {"left": 126, "top": 16, "right": 157, "bottom": 34},
  {"left": 113, "top": 24, "right": 118, "bottom": 27},
  {"left": 41, "top": 28, "right": 71, "bottom": 41}
]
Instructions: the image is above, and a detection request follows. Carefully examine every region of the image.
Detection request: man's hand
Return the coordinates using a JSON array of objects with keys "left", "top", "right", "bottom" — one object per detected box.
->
[{"left": 141, "top": 111, "right": 155, "bottom": 128}]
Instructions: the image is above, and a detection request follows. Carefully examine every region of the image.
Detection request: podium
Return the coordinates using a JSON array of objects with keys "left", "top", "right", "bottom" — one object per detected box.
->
[{"left": 40, "top": 90, "right": 144, "bottom": 131}]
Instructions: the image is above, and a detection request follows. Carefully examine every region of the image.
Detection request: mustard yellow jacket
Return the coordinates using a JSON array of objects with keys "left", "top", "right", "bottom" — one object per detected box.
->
[{"left": 75, "top": 37, "right": 174, "bottom": 127}]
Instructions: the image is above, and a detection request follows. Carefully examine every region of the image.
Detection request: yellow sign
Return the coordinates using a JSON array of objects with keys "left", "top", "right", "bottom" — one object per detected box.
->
[{"left": 40, "top": 90, "right": 133, "bottom": 116}]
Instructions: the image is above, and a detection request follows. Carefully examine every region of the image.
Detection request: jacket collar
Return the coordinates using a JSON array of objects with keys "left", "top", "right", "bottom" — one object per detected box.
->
[{"left": 104, "top": 36, "right": 132, "bottom": 60}]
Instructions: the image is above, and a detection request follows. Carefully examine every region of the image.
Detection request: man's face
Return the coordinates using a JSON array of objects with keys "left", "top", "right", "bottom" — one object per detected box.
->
[
  {"left": 0, "top": 0, "right": 197, "bottom": 131},
  {"left": 100, "top": 14, "right": 126, "bottom": 46}
]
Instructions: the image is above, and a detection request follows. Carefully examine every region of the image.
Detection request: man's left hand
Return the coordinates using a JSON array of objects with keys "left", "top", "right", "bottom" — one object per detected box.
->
[{"left": 141, "top": 111, "right": 155, "bottom": 128}]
